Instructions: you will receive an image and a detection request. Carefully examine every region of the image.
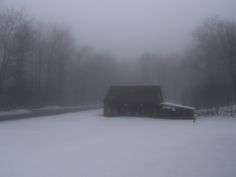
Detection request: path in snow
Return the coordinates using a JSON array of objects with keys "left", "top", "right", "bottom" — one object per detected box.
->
[{"left": 0, "top": 109, "right": 236, "bottom": 177}]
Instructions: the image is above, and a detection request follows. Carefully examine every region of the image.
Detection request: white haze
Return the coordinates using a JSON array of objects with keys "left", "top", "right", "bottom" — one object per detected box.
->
[{"left": 6, "top": 0, "right": 236, "bottom": 57}]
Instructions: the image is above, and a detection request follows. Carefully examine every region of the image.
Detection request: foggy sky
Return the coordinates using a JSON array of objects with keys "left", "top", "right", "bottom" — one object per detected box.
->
[{"left": 7, "top": 0, "right": 236, "bottom": 58}]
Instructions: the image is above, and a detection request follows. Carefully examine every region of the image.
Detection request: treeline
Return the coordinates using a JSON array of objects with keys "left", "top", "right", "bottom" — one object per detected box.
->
[
  {"left": 186, "top": 18, "right": 236, "bottom": 109},
  {"left": 132, "top": 18, "right": 236, "bottom": 110},
  {"left": 0, "top": 5, "right": 236, "bottom": 110},
  {"left": 0, "top": 9, "right": 120, "bottom": 109}
]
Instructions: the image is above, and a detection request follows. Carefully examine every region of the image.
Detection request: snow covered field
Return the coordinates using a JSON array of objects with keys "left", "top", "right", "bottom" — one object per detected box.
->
[{"left": 0, "top": 109, "right": 236, "bottom": 177}]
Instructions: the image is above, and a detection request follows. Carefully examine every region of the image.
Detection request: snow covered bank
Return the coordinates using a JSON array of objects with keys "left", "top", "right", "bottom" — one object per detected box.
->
[
  {"left": 0, "top": 104, "right": 101, "bottom": 120},
  {"left": 0, "top": 110, "right": 236, "bottom": 177},
  {"left": 0, "top": 109, "right": 32, "bottom": 116}
]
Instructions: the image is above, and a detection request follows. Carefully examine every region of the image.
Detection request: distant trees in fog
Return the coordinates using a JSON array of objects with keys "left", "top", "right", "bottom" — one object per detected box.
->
[
  {"left": 0, "top": 5, "right": 236, "bottom": 110},
  {"left": 186, "top": 18, "right": 236, "bottom": 108},
  {"left": 0, "top": 8, "right": 118, "bottom": 109}
]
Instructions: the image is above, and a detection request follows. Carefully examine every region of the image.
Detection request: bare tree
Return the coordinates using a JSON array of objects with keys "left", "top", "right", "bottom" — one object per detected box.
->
[
  {"left": 43, "top": 26, "right": 74, "bottom": 106},
  {"left": 0, "top": 10, "right": 25, "bottom": 108}
]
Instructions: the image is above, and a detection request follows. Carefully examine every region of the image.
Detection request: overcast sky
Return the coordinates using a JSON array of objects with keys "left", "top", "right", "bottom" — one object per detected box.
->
[{"left": 6, "top": 0, "right": 236, "bottom": 58}]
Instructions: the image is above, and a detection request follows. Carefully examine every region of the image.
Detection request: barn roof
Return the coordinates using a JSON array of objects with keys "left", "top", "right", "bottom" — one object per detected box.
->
[
  {"left": 160, "top": 102, "right": 195, "bottom": 110},
  {"left": 104, "top": 86, "right": 163, "bottom": 104}
]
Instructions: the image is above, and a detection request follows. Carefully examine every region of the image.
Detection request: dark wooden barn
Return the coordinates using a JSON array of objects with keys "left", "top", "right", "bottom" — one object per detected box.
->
[
  {"left": 104, "top": 85, "right": 195, "bottom": 120},
  {"left": 104, "top": 86, "right": 163, "bottom": 117}
]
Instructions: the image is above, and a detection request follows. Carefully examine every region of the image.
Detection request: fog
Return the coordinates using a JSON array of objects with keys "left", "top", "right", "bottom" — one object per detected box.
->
[
  {"left": 7, "top": 0, "right": 236, "bottom": 57},
  {"left": 1, "top": 0, "right": 236, "bottom": 110}
]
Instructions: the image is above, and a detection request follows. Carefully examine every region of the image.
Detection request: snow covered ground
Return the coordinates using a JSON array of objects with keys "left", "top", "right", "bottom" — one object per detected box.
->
[{"left": 0, "top": 110, "right": 236, "bottom": 177}]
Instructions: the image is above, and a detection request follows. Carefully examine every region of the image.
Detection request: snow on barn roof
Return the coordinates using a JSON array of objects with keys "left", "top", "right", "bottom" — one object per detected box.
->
[{"left": 161, "top": 102, "right": 195, "bottom": 110}]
